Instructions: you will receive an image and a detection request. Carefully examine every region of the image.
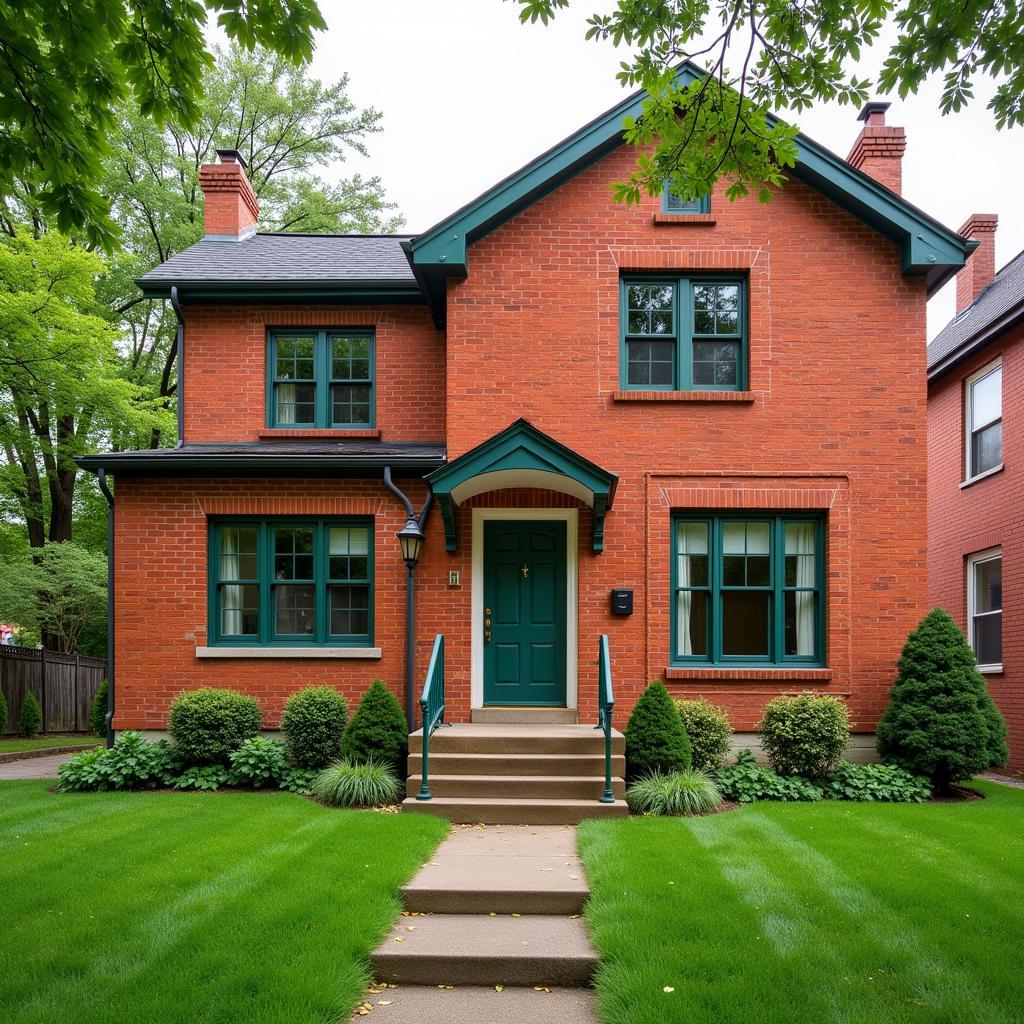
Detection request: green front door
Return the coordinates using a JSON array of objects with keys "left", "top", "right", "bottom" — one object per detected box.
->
[{"left": 483, "top": 520, "right": 567, "bottom": 707}]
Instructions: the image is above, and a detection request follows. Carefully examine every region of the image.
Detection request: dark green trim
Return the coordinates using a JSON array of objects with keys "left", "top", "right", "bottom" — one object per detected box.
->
[
  {"left": 670, "top": 512, "right": 825, "bottom": 667},
  {"left": 75, "top": 454, "right": 443, "bottom": 477},
  {"left": 135, "top": 281, "right": 425, "bottom": 305},
  {"left": 426, "top": 419, "right": 617, "bottom": 554},
  {"left": 661, "top": 183, "right": 710, "bottom": 214},
  {"left": 207, "top": 517, "right": 374, "bottom": 648}
]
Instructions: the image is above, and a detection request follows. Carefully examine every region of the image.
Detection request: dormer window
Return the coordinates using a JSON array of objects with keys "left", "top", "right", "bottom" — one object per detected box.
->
[{"left": 661, "top": 183, "right": 711, "bottom": 214}]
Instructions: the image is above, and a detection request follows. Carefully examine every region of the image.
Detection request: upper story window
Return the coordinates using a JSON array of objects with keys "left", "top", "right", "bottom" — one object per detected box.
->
[
  {"left": 967, "top": 547, "right": 1002, "bottom": 672},
  {"left": 672, "top": 514, "right": 825, "bottom": 667},
  {"left": 964, "top": 359, "right": 1001, "bottom": 481},
  {"left": 268, "top": 329, "right": 375, "bottom": 429},
  {"left": 661, "top": 183, "right": 710, "bottom": 214},
  {"left": 621, "top": 277, "right": 746, "bottom": 391},
  {"left": 209, "top": 518, "right": 373, "bottom": 647}
]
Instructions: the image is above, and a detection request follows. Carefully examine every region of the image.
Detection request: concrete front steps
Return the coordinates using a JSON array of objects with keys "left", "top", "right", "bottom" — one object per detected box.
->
[{"left": 402, "top": 724, "right": 627, "bottom": 824}]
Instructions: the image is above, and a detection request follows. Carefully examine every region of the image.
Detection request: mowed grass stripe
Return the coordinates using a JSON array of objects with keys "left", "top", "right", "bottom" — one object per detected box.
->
[
  {"left": 1, "top": 782, "right": 448, "bottom": 1024},
  {"left": 580, "top": 782, "right": 1024, "bottom": 1024}
]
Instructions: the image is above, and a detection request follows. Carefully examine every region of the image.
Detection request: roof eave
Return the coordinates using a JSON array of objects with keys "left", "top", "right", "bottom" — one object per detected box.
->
[
  {"left": 75, "top": 453, "right": 446, "bottom": 477},
  {"left": 135, "top": 279, "right": 426, "bottom": 304},
  {"left": 927, "top": 300, "right": 1024, "bottom": 382}
]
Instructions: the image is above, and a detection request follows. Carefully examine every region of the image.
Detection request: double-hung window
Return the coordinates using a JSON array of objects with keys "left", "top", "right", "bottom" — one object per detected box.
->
[
  {"left": 964, "top": 359, "right": 1002, "bottom": 480},
  {"left": 622, "top": 277, "right": 746, "bottom": 391},
  {"left": 672, "top": 514, "right": 824, "bottom": 666},
  {"left": 210, "top": 518, "right": 373, "bottom": 646},
  {"left": 967, "top": 548, "right": 1002, "bottom": 671},
  {"left": 268, "top": 329, "right": 374, "bottom": 428}
]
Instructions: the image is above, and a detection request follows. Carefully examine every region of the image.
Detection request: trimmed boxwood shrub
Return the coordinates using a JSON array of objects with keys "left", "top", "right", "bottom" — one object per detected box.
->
[
  {"left": 878, "top": 608, "right": 1009, "bottom": 793},
  {"left": 281, "top": 686, "right": 349, "bottom": 769},
  {"left": 169, "top": 687, "right": 262, "bottom": 766},
  {"left": 715, "top": 750, "right": 823, "bottom": 803},
  {"left": 340, "top": 680, "right": 408, "bottom": 770},
  {"left": 20, "top": 691, "right": 42, "bottom": 737},
  {"left": 823, "top": 761, "right": 931, "bottom": 803},
  {"left": 673, "top": 698, "right": 731, "bottom": 772},
  {"left": 90, "top": 679, "right": 109, "bottom": 737},
  {"left": 760, "top": 693, "right": 848, "bottom": 777},
  {"left": 626, "top": 769, "right": 723, "bottom": 816},
  {"left": 625, "top": 681, "right": 692, "bottom": 780}
]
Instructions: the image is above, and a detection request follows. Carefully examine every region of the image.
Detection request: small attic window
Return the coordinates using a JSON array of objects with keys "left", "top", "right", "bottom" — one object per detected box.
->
[{"left": 662, "top": 182, "right": 710, "bottom": 214}]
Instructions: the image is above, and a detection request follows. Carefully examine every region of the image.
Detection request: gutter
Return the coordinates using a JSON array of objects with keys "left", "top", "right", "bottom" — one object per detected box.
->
[
  {"left": 927, "top": 300, "right": 1024, "bottom": 383},
  {"left": 170, "top": 286, "right": 184, "bottom": 447},
  {"left": 97, "top": 469, "right": 115, "bottom": 749}
]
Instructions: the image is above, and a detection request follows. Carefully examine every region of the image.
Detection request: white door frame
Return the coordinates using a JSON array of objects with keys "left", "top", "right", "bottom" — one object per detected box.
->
[{"left": 471, "top": 508, "right": 579, "bottom": 710}]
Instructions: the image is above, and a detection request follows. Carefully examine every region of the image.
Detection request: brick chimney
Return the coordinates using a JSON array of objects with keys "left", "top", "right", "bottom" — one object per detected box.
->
[
  {"left": 198, "top": 149, "right": 259, "bottom": 238},
  {"left": 956, "top": 214, "right": 999, "bottom": 313},
  {"left": 847, "top": 102, "right": 907, "bottom": 195}
]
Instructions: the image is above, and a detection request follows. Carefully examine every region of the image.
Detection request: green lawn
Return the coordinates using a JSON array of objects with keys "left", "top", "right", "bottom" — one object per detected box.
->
[
  {"left": 0, "top": 781, "right": 448, "bottom": 1024},
  {"left": 580, "top": 781, "right": 1024, "bottom": 1024},
  {"left": 0, "top": 736, "right": 99, "bottom": 754}
]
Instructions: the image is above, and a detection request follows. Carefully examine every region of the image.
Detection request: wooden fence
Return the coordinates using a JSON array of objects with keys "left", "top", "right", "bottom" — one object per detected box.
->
[{"left": 0, "top": 644, "right": 106, "bottom": 734}]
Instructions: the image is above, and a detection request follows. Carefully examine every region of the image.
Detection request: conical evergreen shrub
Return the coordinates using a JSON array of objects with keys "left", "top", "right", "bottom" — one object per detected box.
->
[
  {"left": 20, "top": 691, "right": 42, "bottom": 738},
  {"left": 90, "top": 679, "right": 109, "bottom": 738},
  {"left": 0, "top": 690, "right": 7, "bottom": 733},
  {"left": 340, "top": 680, "right": 408, "bottom": 771},
  {"left": 625, "top": 680, "right": 691, "bottom": 780},
  {"left": 877, "top": 608, "right": 1008, "bottom": 793}
]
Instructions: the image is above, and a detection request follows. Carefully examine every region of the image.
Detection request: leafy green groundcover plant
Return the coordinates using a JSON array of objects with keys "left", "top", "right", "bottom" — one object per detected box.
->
[
  {"left": 625, "top": 681, "right": 691, "bottom": 780},
  {"left": 58, "top": 731, "right": 179, "bottom": 792},
  {"left": 716, "top": 750, "right": 823, "bottom": 803},
  {"left": 20, "top": 692, "right": 42, "bottom": 738},
  {"left": 312, "top": 758, "right": 402, "bottom": 808},
  {"left": 760, "top": 692, "right": 849, "bottom": 776},
  {"left": 281, "top": 685, "right": 349, "bottom": 769},
  {"left": 90, "top": 679, "right": 109, "bottom": 737},
  {"left": 175, "top": 765, "right": 232, "bottom": 791},
  {"left": 169, "top": 687, "right": 262, "bottom": 766},
  {"left": 341, "top": 680, "right": 408, "bottom": 770},
  {"left": 673, "top": 697, "right": 731, "bottom": 771},
  {"left": 824, "top": 762, "right": 932, "bottom": 803},
  {"left": 627, "top": 769, "right": 723, "bottom": 816},
  {"left": 228, "top": 737, "right": 288, "bottom": 789},
  {"left": 878, "top": 608, "right": 1008, "bottom": 793},
  {"left": 278, "top": 767, "right": 318, "bottom": 796}
]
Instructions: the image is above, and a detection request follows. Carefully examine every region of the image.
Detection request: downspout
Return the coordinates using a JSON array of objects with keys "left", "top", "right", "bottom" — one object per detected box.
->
[
  {"left": 170, "top": 286, "right": 185, "bottom": 447},
  {"left": 383, "top": 467, "right": 433, "bottom": 731},
  {"left": 97, "top": 469, "right": 115, "bottom": 749}
]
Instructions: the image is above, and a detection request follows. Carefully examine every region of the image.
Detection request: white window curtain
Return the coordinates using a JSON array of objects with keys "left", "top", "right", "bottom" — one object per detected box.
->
[
  {"left": 220, "top": 528, "right": 242, "bottom": 635},
  {"left": 787, "top": 523, "right": 816, "bottom": 656},
  {"left": 675, "top": 522, "right": 707, "bottom": 656}
]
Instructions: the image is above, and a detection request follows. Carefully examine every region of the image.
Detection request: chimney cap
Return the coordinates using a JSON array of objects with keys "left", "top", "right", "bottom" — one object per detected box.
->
[
  {"left": 215, "top": 148, "right": 248, "bottom": 171},
  {"left": 857, "top": 101, "right": 891, "bottom": 123}
]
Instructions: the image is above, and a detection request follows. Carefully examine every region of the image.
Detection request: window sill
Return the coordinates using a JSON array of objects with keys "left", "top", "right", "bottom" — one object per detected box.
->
[
  {"left": 653, "top": 213, "right": 717, "bottom": 226},
  {"left": 978, "top": 664, "right": 1003, "bottom": 675},
  {"left": 612, "top": 390, "right": 755, "bottom": 403},
  {"left": 258, "top": 429, "right": 381, "bottom": 440},
  {"left": 961, "top": 464, "right": 1004, "bottom": 489},
  {"left": 665, "top": 666, "right": 832, "bottom": 683},
  {"left": 195, "top": 646, "right": 382, "bottom": 659}
]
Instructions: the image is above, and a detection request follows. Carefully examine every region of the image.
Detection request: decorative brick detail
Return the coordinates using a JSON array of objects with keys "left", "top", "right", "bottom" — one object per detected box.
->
[
  {"left": 611, "top": 390, "right": 756, "bottom": 403},
  {"left": 665, "top": 667, "right": 834, "bottom": 682},
  {"left": 652, "top": 213, "right": 717, "bottom": 226},
  {"left": 257, "top": 429, "right": 383, "bottom": 439}
]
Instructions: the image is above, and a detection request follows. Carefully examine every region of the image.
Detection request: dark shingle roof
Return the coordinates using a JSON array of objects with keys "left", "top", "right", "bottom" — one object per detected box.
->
[
  {"left": 928, "top": 249, "right": 1024, "bottom": 375},
  {"left": 137, "top": 233, "right": 418, "bottom": 291}
]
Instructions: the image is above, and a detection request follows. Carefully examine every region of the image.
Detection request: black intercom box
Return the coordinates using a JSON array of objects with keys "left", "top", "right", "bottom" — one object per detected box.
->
[{"left": 610, "top": 589, "right": 633, "bottom": 615}]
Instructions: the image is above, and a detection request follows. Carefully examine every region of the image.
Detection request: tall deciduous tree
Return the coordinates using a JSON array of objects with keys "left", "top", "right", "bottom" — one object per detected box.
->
[
  {"left": 515, "top": 1, "right": 1024, "bottom": 206},
  {"left": 0, "top": 0, "right": 326, "bottom": 249}
]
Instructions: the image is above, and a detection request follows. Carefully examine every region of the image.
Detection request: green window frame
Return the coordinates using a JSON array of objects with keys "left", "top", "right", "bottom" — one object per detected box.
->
[
  {"left": 661, "top": 183, "right": 711, "bottom": 214},
  {"left": 208, "top": 517, "right": 374, "bottom": 647},
  {"left": 620, "top": 276, "right": 747, "bottom": 391},
  {"left": 267, "top": 329, "right": 375, "bottom": 429},
  {"left": 671, "top": 513, "right": 825, "bottom": 667}
]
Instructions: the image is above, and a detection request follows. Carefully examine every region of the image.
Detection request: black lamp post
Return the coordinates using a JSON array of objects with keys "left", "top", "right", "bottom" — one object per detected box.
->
[{"left": 397, "top": 516, "right": 425, "bottom": 732}]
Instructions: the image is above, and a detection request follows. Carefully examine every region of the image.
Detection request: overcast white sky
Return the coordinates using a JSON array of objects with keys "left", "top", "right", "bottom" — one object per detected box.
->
[{"left": 296, "top": 0, "right": 1023, "bottom": 341}]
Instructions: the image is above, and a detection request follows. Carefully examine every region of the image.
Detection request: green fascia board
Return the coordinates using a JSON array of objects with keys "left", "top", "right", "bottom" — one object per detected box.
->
[
  {"left": 426, "top": 418, "right": 617, "bottom": 553},
  {"left": 409, "top": 63, "right": 970, "bottom": 296},
  {"left": 135, "top": 281, "right": 426, "bottom": 305},
  {"left": 74, "top": 454, "right": 443, "bottom": 478}
]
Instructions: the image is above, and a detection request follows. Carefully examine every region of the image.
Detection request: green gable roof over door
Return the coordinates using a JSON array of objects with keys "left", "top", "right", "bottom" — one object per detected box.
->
[
  {"left": 426, "top": 419, "right": 618, "bottom": 553},
  {"left": 407, "top": 63, "right": 971, "bottom": 317}
]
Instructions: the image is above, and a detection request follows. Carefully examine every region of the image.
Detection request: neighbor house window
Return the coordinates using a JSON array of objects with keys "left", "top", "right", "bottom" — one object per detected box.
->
[
  {"left": 672, "top": 514, "right": 824, "bottom": 665},
  {"left": 967, "top": 548, "right": 1002, "bottom": 671},
  {"left": 661, "top": 183, "right": 711, "bottom": 214},
  {"left": 210, "top": 518, "right": 373, "bottom": 646},
  {"left": 268, "top": 329, "right": 374, "bottom": 428},
  {"left": 621, "top": 277, "right": 746, "bottom": 391},
  {"left": 965, "top": 359, "right": 1001, "bottom": 480}
]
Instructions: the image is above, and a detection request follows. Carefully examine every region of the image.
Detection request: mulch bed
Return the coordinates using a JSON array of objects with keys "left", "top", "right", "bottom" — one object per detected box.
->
[{"left": 929, "top": 785, "right": 985, "bottom": 803}]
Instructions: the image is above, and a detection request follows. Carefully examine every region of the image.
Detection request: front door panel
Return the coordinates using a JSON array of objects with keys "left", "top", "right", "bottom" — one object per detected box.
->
[{"left": 483, "top": 520, "right": 567, "bottom": 706}]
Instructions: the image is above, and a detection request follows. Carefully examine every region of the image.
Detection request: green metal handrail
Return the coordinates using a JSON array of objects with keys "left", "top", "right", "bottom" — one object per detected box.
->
[
  {"left": 597, "top": 634, "right": 615, "bottom": 803},
  {"left": 415, "top": 634, "right": 445, "bottom": 801}
]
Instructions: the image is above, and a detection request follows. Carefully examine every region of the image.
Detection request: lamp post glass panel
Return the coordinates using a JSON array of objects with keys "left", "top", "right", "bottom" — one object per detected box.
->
[{"left": 397, "top": 518, "right": 425, "bottom": 730}]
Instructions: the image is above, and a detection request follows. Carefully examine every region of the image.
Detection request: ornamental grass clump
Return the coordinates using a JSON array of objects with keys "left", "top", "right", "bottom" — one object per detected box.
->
[
  {"left": 626, "top": 769, "right": 723, "bottom": 816},
  {"left": 340, "top": 680, "right": 408, "bottom": 771},
  {"left": 312, "top": 758, "right": 402, "bottom": 808},
  {"left": 625, "top": 681, "right": 692, "bottom": 781},
  {"left": 169, "top": 687, "right": 262, "bottom": 766},
  {"left": 281, "top": 685, "right": 349, "bottom": 769},
  {"left": 673, "top": 698, "right": 731, "bottom": 772},
  {"left": 760, "top": 692, "right": 849, "bottom": 777},
  {"left": 878, "top": 608, "right": 1008, "bottom": 794}
]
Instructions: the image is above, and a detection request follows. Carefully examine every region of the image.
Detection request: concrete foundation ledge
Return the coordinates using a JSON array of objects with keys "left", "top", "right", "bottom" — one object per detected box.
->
[{"left": 194, "top": 646, "right": 381, "bottom": 659}]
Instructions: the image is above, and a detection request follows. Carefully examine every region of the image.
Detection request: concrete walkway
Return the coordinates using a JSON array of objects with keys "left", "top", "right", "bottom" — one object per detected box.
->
[
  {"left": 364, "top": 824, "right": 599, "bottom": 1022},
  {"left": 0, "top": 753, "right": 75, "bottom": 779}
]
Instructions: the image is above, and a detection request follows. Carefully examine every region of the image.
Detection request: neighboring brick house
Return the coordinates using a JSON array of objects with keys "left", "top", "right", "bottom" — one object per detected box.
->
[
  {"left": 79, "top": 70, "right": 972, "bottom": 778},
  {"left": 928, "top": 215, "right": 1023, "bottom": 772}
]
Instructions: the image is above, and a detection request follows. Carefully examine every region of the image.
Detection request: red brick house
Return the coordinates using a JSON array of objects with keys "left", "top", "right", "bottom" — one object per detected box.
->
[
  {"left": 928, "top": 214, "right": 1022, "bottom": 772},
  {"left": 79, "top": 72, "right": 974, "bottom": 817}
]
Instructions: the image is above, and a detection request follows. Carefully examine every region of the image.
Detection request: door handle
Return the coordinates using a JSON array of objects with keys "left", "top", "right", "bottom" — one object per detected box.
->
[{"left": 484, "top": 608, "right": 492, "bottom": 644}]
